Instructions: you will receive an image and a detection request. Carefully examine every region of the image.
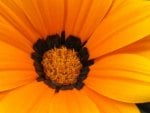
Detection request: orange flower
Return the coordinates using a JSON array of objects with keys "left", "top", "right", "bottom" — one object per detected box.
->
[{"left": 0, "top": 0, "right": 150, "bottom": 113}]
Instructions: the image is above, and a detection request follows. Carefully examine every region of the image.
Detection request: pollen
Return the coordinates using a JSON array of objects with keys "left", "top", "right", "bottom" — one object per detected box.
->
[{"left": 42, "top": 46, "right": 82, "bottom": 85}]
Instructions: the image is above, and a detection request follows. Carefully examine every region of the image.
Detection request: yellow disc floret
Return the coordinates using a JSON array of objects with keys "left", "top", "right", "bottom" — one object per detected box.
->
[{"left": 42, "top": 46, "right": 82, "bottom": 85}]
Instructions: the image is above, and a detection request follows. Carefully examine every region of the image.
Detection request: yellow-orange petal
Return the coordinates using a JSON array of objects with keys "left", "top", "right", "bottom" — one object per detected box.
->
[
  {"left": 0, "top": 81, "right": 53, "bottom": 113},
  {"left": 65, "top": 0, "right": 113, "bottom": 42},
  {"left": 82, "top": 87, "right": 140, "bottom": 113},
  {"left": 113, "top": 35, "right": 150, "bottom": 59},
  {"left": 86, "top": 0, "right": 150, "bottom": 59},
  {"left": 85, "top": 54, "right": 150, "bottom": 103},
  {"left": 90, "top": 54, "right": 150, "bottom": 82},
  {"left": 49, "top": 89, "right": 100, "bottom": 113},
  {"left": 85, "top": 77, "right": 150, "bottom": 103},
  {"left": 0, "top": 0, "right": 39, "bottom": 43}
]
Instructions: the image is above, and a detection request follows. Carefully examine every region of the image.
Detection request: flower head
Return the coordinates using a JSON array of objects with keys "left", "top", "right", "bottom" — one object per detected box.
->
[{"left": 0, "top": 0, "right": 150, "bottom": 113}]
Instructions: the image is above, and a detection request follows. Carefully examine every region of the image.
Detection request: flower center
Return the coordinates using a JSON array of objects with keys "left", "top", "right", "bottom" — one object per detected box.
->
[
  {"left": 42, "top": 46, "right": 82, "bottom": 85},
  {"left": 31, "top": 32, "right": 94, "bottom": 92}
]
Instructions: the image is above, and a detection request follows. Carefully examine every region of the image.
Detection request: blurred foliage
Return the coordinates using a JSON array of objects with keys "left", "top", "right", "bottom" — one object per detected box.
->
[{"left": 137, "top": 103, "right": 150, "bottom": 113}]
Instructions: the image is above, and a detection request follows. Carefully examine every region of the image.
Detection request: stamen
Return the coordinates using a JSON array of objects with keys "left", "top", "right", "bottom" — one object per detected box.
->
[{"left": 42, "top": 46, "right": 82, "bottom": 85}]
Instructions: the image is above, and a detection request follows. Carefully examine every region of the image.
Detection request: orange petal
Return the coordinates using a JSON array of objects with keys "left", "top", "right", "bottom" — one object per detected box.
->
[
  {"left": 49, "top": 90, "right": 100, "bottom": 113},
  {"left": 0, "top": 81, "right": 53, "bottom": 113},
  {"left": 34, "top": 0, "right": 64, "bottom": 35},
  {"left": 0, "top": 40, "right": 34, "bottom": 70},
  {"left": 0, "top": 70, "right": 37, "bottom": 92},
  {"left": 85, "top": 54, "right": 150, "bottom": 103},
  {"left": 64, "top": 0, "right": 82, "bottom": 37},
  {"left": 0, "top": 41, "right": 36, "bottom": 91},
  {"left": 82, "top": 87, "right": 140, "bottom": 113},
  {"left": 0, "top": 92, "right": 9, "bottom": 100},
  {"left": 86, "top": 0, "right": 150, "bottom": 59},
  {"left": 48, "top": 90, "right": 68, "bottom": 113},
  {"left": 16, "top": 0, "right": 47, "bottom": 37},
  {"left": 20, "top": 0, "right": 64, "bottom": 37},
  {"left": 28, "top": 91, "right": 54, "bottom": 113},
  {"left": 78, "top": 0, "right": 113, "bottom": 42},
  {"left": 71, "top": 0, "right": 92, "bottom": 37},
  {"left": 0, "top": 0, "right": 39, "bottom": 43},
  {"left": 28, "top": 85, "right": 54, "bottom": 113},
  {"left": 0, "top": 22, "right": 33, "bottom": 53},
  {"left": 65, "top": 0, "right": 113, "bottom": 42}
]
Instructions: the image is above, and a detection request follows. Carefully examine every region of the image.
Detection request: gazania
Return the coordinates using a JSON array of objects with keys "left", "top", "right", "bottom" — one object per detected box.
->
[{"left": 0, "top": 0, "right": 150, "bottom": 113}]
